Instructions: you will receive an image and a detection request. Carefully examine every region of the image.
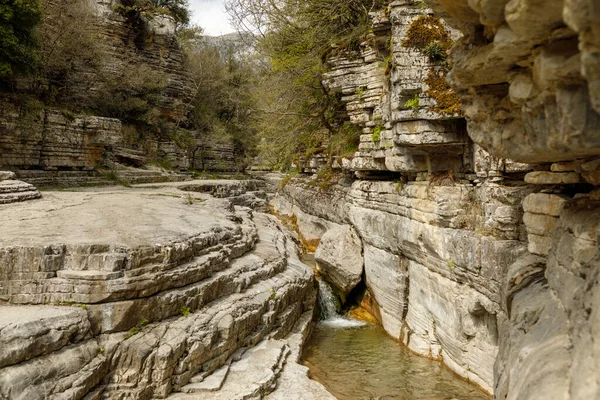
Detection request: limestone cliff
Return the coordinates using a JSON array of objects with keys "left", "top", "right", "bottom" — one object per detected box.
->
[
  {"left": 0, "top": 0, "right": 241, "bottom": 184},
  {"left": 270, "top": 0, "right": 600, "bottom": 398}
]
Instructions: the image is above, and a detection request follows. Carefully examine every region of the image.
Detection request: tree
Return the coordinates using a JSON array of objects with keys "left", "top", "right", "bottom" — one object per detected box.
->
[
  {"left": 179, "top": 27, "right": 258, "bottom": 169},
  {"left": 225, "top": 0, "right": 385, "bottom": 169},
  {"left": 0, "top": 0, "right": 41, "bottom": 79},
  {"left": 36, "top": 0, "right": 103, "bottom": 105}
]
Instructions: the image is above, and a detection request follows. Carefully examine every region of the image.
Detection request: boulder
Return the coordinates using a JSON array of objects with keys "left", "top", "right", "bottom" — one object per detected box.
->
[{"left": 315, "top": 225, "right": 364, "bottom": 294}]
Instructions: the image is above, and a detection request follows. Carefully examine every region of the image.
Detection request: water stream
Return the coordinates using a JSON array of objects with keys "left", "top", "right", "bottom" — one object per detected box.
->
[{"left": 302, "top": 255, "right": 491, "bottom": 400}]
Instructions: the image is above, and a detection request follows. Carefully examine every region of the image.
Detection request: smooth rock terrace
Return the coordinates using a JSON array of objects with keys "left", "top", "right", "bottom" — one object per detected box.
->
[{"left": 0, "top": 181, "right": 331, "bottom": 399}]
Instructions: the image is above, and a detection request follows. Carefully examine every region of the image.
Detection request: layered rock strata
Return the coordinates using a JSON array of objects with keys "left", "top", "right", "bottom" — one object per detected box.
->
[
  {"left": 272, "top": 177, "right": 530, "bottom": 392},
  {"left": 424, "top": 0, "right": 600, "bottom": 164},
  {"left": 0, "top": 182, "right": 324, "bottom": 399},
  {"left": 0, "top": 96, "right": 240, "bottom": 182}
]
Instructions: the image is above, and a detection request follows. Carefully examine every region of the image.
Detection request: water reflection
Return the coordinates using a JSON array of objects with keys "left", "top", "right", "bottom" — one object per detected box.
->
[{"left": 303, "top": 324, "right": 491, "bottom": 400}]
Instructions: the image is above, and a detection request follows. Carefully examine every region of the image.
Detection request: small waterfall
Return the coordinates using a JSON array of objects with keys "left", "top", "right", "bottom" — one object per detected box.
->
[
  {"left": 317, "top": 280, "right": 341, "bottom": 319},
  {"left": 317, "top": 280, "right": 365, "bottom": 328}
]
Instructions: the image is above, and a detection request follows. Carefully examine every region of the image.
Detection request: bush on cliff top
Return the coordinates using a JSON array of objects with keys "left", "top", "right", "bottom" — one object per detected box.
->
[{"left": 115, "top": 0, "right": 190, "bottom": 26}]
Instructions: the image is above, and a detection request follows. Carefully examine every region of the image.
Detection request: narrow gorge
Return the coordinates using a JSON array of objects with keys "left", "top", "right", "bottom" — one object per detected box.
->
[{"left": 0, "top": 0, "right": 599, "bottom": 399}]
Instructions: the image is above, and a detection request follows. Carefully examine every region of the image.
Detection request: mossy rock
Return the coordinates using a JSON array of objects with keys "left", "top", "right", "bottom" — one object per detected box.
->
[
  {"left": 424, "top": 69, "right": 462, "bottom": 115},
  {"left": 402, "top": 15, "right": 452, "bottom": 53}
]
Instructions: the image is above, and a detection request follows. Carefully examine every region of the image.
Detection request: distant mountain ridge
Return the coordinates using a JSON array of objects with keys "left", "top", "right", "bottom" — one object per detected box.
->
[{"left": 202, "top": 32, "right": 256, "bottom": 60}]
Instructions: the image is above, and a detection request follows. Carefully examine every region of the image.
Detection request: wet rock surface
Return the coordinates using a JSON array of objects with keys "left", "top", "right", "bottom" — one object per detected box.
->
[{"left": 270, "top": 1, "right": 600, "bottom": 398}]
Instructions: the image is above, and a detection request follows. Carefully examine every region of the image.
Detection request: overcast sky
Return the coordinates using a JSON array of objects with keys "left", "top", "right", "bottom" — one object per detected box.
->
[{"left": 188, "top": 0, "right": 237, "bottom": 36}]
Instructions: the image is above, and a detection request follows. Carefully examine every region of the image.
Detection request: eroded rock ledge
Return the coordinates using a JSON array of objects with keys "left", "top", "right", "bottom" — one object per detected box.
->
[{"left": 0, "top": 182, "right": 330, "bottom": 399}]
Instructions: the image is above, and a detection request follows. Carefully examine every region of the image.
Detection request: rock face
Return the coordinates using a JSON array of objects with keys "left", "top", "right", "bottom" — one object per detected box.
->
[
  {"left": 0, "top": 103, "right": 122, "bottom": 171},
  {"left": 0, "top": 182, "right": 325, "bottom": 399},
  {"left": 322, "top": 4, "right": 472, "bottom": 176},
  {"left": 424, "top": 0, "right": 600, "bottom": 164},
  {"left": 272, "top": 177, "right": 529, "bottom": 393},
  {"left": 270, "top": 0, "right": 600, "bottom": 398},
  {"left": 314, "top": 225, "right": 364, "bottom": 294}
]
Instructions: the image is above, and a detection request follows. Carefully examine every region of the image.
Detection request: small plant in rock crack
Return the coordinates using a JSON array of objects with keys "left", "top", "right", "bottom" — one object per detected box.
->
[
  {"left": 371, "top": 124, "right": 384, "bottom": 142},
  {"left": 447, "top": 259, "right": 456, "bottom": 271},
  {"left": 185, "top": 192, "right": 194, "bottom": 205},
  {"left": 128, "top": 319, "right": 149, "bottom": 338},
  {"left": 269, "top": 288, "right": 277, "bottom": 301},
  {"left": 404, "top": 95, "right": 420, "bottom": 111},
  {"left": 180, "top": 305, "right": 191, "bottom": 317},
  {"left": 424, "top": 41, "right": 446, "bottom": 62}
]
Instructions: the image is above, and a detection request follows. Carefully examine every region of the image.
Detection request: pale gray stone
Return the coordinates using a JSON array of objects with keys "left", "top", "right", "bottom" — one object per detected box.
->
[
  {"left": 315, "top": 225, "right": 364, "bottom": 294},
  {"left": 523, "top": 193, "right": 569, "bottom": 216}
]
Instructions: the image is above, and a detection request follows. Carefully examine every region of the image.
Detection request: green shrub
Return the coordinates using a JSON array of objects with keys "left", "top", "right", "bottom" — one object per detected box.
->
[
  {"left": 424, "top": 41, "right": 446, "bottom": 62},
  {"left": 37, "top": 0, "right": 103, "bottom": 105},
  {"left": 114, "top": 0, "right": 190, "bottom": 26},
  {"left": 371, "top": 124, "right": 384, "bottom": 142},
  {"left": 90, "top": 64, "right": 166, "bottom": 128}
]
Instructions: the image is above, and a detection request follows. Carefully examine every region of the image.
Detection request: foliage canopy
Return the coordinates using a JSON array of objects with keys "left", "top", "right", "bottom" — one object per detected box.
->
[{"left": 0, "top": 0, "right": 41, "bottom": 79}]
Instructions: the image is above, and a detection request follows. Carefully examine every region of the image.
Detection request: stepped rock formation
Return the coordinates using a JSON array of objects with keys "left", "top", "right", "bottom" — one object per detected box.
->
[
  {"left": 0, "top": 181, "right": 331, "bottom": 399},
  {"left": 0, "top": 171, "right": 41, "bottom": 204},
  {"left": 270, "top": 0, "right": 600, "bottom": 398}
]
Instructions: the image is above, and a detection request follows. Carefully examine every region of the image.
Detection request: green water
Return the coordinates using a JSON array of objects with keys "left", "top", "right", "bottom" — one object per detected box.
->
[{"left": 303, "top": 324, "right": 491, "bottom": 400}]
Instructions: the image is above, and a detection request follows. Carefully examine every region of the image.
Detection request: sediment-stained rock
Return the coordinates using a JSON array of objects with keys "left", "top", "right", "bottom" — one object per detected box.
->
[{"left": 272, "top": 178, "right": 529, "bottom": 393}]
